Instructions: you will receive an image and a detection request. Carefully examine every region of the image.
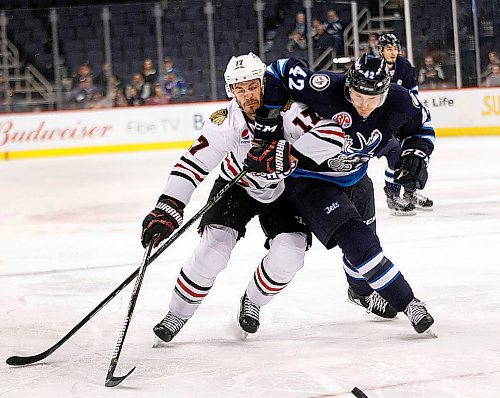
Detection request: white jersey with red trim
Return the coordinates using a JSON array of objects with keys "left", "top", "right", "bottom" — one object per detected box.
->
[{"left": 162, "top": 99, "right": 344, "bottom": 205}]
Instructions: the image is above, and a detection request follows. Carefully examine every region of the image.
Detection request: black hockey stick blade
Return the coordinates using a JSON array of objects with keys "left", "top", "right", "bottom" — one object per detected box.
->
[
  {"left": 104, "top": 243, "right": 153, "bottom": 387},
  {"left": 352, "top": 387, "right": 369, "bottom": 398},
  {"left": 6, "top": 351, "right": 52, "bottom": 366},
  {"left": 6, "top": 268, "right": 139, "bottom": 366},
  {"left": 105, "top": 365, "right": 136, "bottom": 387}
]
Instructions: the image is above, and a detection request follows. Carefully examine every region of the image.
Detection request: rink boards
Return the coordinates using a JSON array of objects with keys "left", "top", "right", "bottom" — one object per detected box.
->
[{"left": 1, "top": 87, "right": 499, "bottom": 160}]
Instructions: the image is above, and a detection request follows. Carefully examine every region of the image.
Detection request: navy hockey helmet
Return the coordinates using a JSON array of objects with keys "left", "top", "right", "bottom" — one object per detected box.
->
[
  {"left": 345, "top": 54, "right": 391, "bottom": 100},
  {"left": 377, "top": 33, "right": 401, "bottom": 53}
]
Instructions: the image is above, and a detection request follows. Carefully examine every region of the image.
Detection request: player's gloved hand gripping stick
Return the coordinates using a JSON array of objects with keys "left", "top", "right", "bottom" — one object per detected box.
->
[{"left": 244, "top": 106, "right": 292, "bottom": 174}]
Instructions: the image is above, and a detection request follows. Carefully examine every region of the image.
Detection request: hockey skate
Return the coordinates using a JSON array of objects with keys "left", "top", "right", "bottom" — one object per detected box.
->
[
  {"left": 404, "top": 190, "right": 434, "bottom": 211},
  {"left": 153, "top": 311, "right": 187, "bottom": 344},
  {"left": 404, "top": 298, "right": 437, "bottom": 337},
  {"left": 347, "top": 287, "right": 398, "bottom": 319},
  {"left": 238, "top": 293, "right": 260, "bottom": 340},
  {"left": 384, "top": 187, "right": 416, "bottom": 216}
]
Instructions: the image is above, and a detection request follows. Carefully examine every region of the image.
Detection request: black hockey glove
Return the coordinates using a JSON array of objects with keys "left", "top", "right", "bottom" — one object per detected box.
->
[
  {"left": 394, "top": 148, "right": 429, "bottom": 190},
  {"left": 141, "top": 195, "right": 184, "bottom": 248},
  {"left": 252, "top": 107, "right": 284, "bottom": 140},
  {"left": 244, "top": 139, "right": 291, "bottom": 173}
]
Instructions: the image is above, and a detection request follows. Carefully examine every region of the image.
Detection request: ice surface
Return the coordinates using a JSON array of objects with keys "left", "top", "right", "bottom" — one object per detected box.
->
[{"left": 1, "top": 136, "right": 499, "bottom": 397}]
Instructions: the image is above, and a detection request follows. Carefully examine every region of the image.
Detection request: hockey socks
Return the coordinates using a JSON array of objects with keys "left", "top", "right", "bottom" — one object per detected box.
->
[
  {"left": 343, "top": 253, "right": 413, "bottom": 312},
  {"left": 246, "top": 232, "right": 307, "bottom": 306},
  {"left": 247, "top": 259, "right": 289, "bottom": 305},
  {"left": 336, "top": 220, "right": 413, "bottom": 312}
]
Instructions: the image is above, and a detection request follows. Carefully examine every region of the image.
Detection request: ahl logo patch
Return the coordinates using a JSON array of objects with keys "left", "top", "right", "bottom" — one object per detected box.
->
[
  {"left": 209, "top": 108, "right": 228, "bottom": 125},
  {"left": 310, "top": 74, "right": 330, "bottom": 91},
  {"left": 332, "top": 111, "right": 352, "bottom": 129}
]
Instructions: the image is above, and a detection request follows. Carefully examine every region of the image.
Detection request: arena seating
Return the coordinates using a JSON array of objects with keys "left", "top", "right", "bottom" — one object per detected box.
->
[{"left": 2, "top": 0, "right": 498, "bottom": 104}]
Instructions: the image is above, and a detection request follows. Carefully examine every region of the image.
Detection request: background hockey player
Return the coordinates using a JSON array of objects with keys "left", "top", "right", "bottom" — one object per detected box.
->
[
  {"left": 376, "top": 33, "right": 434, "bottom": 215},
  {"left": 141, "top": 53, "right": 342, "bottom": 342},
  {"left": 249, "top": 54, "right": 436, "bottom": 335}
]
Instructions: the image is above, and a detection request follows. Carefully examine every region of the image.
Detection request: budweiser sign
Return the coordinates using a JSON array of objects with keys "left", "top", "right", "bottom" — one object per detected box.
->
[{"left": 0, "top": 120, "right": 113, "bottom": 147}]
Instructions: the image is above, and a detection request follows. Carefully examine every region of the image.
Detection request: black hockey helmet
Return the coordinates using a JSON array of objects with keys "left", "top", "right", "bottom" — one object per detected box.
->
[
  {"left": 377, "top": 33, "right": 401, "bottom": 52},
  {"left": 345, "top": 54, "right": 391, "bottom": 100}
]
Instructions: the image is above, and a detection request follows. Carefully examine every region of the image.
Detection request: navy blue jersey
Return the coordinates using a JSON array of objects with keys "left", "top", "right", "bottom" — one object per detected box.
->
[
  {"left": 389, "top": 56, "right": 418, "bottom": 93},
  {"left": 264, "top": 58, "right": 435, "bottom": 187}
]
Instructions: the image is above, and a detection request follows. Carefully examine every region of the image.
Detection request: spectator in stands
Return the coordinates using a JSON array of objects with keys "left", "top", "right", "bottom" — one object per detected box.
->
[
  {"left": 312, "top": 18, "right": 328, "bottom": 54},
  {"left": 112, "top": 84, "right": 128, "bottom": 107},
  {"left": 294, "top": 11, "right": 307, "bottom": 37},
  {"left": 286, "top": 11, "right": 307, "bottom": 52},
  {"left": 418, "top": 55, "right": 446, "bottom": 89},
  {"left": 287, "top": 29, "right": 307, "bottom": 53},
  {"left": 89, "top": 91, "right": 113, "bottom": 109},
  {"left": 366, "top": 33, "right": 378, "bottom": 57},
  {"left": 126, "top": 73, "right": 151, "bottom": 102},
  {"left": 94, "top": 62, "right": 121, "bottom": 96},
  {"left": 161, "top": 57, "right": 182, "bottom": 79},
  {"left": 142, "top": 58, "right": 157, "bottom": 82},
  {"left": 323, "top": 9, "right": 343, "bottom": 56},
  {"left": 145, "top": 83, "right": 170, "bottom": 105},
  {"left": 264, "top": 29, "right": 276, "bottom": 53},
  {"left": 483, "top": 64, "right": 500, "bottom": 87},
  {"left": 482, "top": 50, "right": 500, "bottom": 80},
  {"left": 66, "top": 75, "right": 97, "bottom": 108},
  {"left": 160, "top": 71, "right": 187, "bottom": 100},
  {"left": 126, "top": 86, "right": 145, "bottom": 106},
  {"left": 71, "top": 63, "right": 94, "bottom": 91},
  {"left": 141, "top": 58, "right": 158, "bottom": 91},
  {"left": 311, "top": 18, "right": 322, "bottom": 37}
]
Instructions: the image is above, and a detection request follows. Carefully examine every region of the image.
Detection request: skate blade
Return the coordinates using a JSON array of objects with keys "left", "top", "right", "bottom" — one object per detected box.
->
[
  {"left": 236, "top": 309, "right": 250, "bottom": 341},
  {"left": 424, "top": 327, "right": 438, "bottom": 338},
  {"left": 415, "top": 206, "right": 433, "bottom": 212},
  {"left": 152, "top": 336, "right": 164, "bottom": 348},
  {"left": 367, "top": 312, "right": 399, "bottom": 321},
  {"left": 240, "top": 329, "right": 249, "bottom": 341},
  {"left": 390, "top": 210, "right": 416, "bottom": 216}
]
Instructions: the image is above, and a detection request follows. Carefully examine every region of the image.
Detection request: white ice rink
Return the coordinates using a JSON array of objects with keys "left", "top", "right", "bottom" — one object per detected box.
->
[{"left": 1, "top": 136, "right": 500, "bottom": 398}]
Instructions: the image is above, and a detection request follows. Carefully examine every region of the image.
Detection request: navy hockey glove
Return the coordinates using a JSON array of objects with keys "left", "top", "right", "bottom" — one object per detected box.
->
[
  {"left": 394, "top": 149, "right": 429, "bottom": 190},
  {"left": 252, "top": 107, "right": 284, "bottom": 140},
  {"left": 244, "top": 139, "right": 291, "bottom": 173},
  {"left": 141, "top": 195, "right": 184, "bottom": 248}
]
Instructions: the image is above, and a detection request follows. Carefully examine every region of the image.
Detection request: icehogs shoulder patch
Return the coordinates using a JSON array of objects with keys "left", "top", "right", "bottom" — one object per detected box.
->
[{"left": 209, "top": 109, "right": 228, "bottom": 125}]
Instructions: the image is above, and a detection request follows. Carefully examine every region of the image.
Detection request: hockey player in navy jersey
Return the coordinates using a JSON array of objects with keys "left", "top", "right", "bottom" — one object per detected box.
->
[
  {"left": 378, "top": 33, "right": 418, "bottom": 92},
  {"left": 376, "top": 33, "right": 434, "bottom": 215},
  {"left": 141, "top": 53, "right": 346, "bottom": 342},
  {"left": 246, "top": 54, "right": 436, "bottom": 335}
]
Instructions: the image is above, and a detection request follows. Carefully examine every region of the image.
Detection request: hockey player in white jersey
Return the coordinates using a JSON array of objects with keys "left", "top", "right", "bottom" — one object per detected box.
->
[{"left": 141, "top": 53, "right": 344, "bottom": 341}]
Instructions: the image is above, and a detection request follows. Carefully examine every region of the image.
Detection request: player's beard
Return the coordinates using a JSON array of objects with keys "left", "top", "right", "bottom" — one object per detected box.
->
[{"left": 238, "top": 98, "right": 262, "bottom": 118}]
